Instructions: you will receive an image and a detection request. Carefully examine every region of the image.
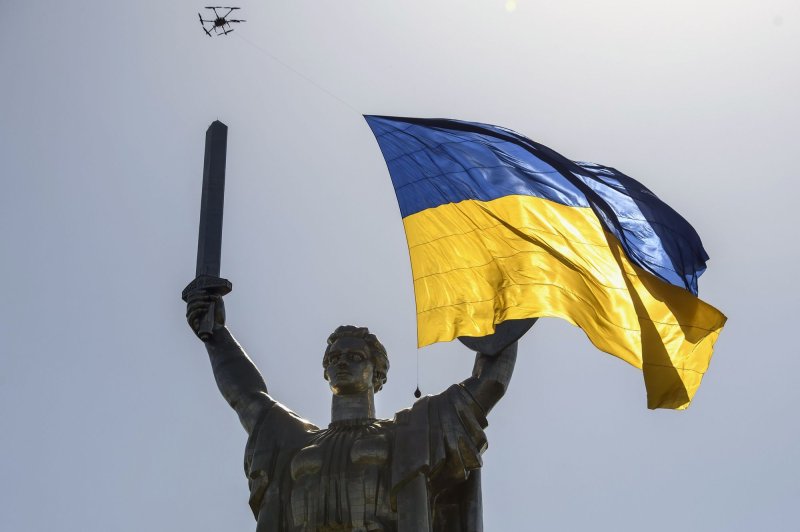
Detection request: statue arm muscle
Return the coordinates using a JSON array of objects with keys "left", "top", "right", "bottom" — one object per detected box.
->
[{"left": 205, "top": 327, "right": 272, "bottom": 434}]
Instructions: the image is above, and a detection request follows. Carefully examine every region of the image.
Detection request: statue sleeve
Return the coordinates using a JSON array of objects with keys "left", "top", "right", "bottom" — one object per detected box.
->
[
  {"left": 392, "top": 384, "right": 488, "bottom": 531},
  {"left": 243, "top": 400, "right": 318, "bottom": 521}
]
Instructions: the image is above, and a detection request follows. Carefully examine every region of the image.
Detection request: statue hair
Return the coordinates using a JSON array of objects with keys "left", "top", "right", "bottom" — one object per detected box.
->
[{"left": 323, "top": 325, "right": 389, "bottom": 393}]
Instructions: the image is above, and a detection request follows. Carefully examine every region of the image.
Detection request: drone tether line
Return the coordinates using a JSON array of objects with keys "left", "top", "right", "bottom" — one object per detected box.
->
[
  {"left": 234, "top": 33, "right": 360, "bottom": 115},
  {"left": 233, "top": 32, "right": 423, "bottom": 398}
]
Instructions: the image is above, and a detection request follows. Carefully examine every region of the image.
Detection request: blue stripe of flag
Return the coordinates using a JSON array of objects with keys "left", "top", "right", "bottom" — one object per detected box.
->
[{"left": 364, "top": 115, "right": 709, "bottom": 295}]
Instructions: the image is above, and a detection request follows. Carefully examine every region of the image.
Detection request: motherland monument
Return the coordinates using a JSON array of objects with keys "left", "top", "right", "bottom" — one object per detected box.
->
[{"left": 183, "top": 121, "right": 533, "bottom": 531}]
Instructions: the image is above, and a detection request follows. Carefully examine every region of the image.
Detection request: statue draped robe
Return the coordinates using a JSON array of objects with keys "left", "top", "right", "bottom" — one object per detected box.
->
[{"left": 244, "top": 385, "right": 488, "bottom": 532}]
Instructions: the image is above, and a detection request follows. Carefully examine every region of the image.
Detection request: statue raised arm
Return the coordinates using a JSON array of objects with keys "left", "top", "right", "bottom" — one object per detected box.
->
[{"left": 186, "top": 292, "right": 271, "bottom": 434}]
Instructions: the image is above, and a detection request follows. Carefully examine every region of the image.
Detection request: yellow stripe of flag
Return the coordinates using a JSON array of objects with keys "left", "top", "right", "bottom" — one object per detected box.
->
[{"left": 404, "top": 195, "right": 726, "bottom": 409}]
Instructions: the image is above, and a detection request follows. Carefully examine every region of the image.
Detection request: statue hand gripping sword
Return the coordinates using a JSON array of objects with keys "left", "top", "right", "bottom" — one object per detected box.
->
[{"left": 182, "top": 121, "right": 232, "bottom": 341}]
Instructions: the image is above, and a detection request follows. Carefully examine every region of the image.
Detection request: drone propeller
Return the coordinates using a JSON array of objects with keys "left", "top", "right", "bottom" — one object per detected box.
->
[
  {"left": 227, "top": 19, "right": 245, "bottom": 23},
  {"left": 198, "top": 13, "right": 213, "bottom": 36}
]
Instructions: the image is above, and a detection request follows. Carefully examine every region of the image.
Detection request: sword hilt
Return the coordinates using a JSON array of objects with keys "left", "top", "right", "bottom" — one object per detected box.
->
[{"left": 182, "top": 275, "right": 233, "bottom": 342}]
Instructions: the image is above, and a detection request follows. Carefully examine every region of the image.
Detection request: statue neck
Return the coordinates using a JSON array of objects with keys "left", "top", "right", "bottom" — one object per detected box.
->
[{"left": 330, "top": 389, "right": 375, "bottom": 424}]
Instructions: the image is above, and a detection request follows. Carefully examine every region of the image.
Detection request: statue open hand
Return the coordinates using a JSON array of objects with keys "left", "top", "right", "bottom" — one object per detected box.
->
[{"left": 186, "top": 292, "right": 226, "bottom": 341}]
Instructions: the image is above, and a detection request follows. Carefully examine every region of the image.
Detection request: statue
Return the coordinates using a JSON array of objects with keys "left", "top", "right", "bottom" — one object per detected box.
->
[
  {"left": 185, "top": 292, "right": 527, "bottom": 531},
  {"left": 183, "top": 120, "right": 534, "bottom": 530}
]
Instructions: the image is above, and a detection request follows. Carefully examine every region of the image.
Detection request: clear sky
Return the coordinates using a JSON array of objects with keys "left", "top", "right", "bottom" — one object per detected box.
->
[{"left": 2, "top": 1, "right": 798, "bottom": 530}]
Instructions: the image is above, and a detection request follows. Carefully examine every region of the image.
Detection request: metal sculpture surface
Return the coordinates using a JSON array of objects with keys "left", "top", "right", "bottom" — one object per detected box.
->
[{"left": 183, "top": 122, "right": 531, "bottom": 531}]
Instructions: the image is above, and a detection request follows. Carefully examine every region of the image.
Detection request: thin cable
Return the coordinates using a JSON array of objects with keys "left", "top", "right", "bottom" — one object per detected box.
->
[
  {"left": 232, "top": 30, "right": 423, "bottom": 397},
  {"left": 234, "top": 33, "right": 361, "bottom": 115},
  {"left": 414, "top": 347, "right": 421, "bottom": 398}
]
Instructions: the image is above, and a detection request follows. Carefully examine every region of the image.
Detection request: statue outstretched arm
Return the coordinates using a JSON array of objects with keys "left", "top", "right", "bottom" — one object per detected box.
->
[
  {"left": 461, "top": 341, "right": 518, "bottom": 416},
  {"left": 458, "top": 318, "right": 536, "bottom": 415},
  {"left": 186, "top": 293, "right": 272, "bottom": 435}
]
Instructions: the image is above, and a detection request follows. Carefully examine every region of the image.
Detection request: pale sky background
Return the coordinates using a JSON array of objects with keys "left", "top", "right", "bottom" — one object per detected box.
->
[{"left": 2, "top": 1, "right": 798, "bottom": 530}]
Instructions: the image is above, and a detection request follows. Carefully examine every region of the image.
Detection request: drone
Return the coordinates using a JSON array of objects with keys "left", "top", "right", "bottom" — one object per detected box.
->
[{"left": 198, "top": 6, "right": 245, "bottom": 36}]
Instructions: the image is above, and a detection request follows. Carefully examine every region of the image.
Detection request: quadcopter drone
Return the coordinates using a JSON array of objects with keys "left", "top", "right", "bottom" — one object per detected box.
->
[{"left": 198, "top": 6, "right": 245, "bottom": 36}]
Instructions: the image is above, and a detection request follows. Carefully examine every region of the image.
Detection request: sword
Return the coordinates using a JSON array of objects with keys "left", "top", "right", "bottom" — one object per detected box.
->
[{"left": 182, "top": 120, "right": 233, "bottom": 342}]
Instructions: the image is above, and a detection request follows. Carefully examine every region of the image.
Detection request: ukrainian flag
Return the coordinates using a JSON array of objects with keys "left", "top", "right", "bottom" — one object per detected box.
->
[{"left": 365, "top": 115, "right": 726, "bottom": 410}]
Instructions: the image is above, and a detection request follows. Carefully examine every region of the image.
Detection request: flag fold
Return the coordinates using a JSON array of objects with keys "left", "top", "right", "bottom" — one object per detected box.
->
[{"left": 365, "top": 115, "right": 726, "bottom": 409}]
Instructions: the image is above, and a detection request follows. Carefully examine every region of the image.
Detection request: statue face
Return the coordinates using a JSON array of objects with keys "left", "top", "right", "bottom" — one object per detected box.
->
[{"left": 324, "top": 337, "right": 375, "bottom": 395}]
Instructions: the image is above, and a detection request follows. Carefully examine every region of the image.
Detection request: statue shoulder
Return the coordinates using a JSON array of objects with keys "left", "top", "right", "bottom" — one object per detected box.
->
[
  {"left": 245, "top": 400, "right": 318, "bottom": 471},
  {"left": 394, "top": 384, "right": 486, "bottom": 426},
  {"left": 252, "top": 399, "right": 319, "bottom": 436},
  {"left": 244, "top": 399, "right": 319, "bottom": 517}
]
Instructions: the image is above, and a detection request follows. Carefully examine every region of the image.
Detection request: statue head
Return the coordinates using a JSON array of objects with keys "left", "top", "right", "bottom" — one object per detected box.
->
[{"left": 323, "top": 325, "right": 389, "bottom": 395}]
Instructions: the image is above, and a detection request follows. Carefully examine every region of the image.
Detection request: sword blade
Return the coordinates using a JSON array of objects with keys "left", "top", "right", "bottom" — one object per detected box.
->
[{"left": 195, "top": 120, "right": 228, "bottom": 278}]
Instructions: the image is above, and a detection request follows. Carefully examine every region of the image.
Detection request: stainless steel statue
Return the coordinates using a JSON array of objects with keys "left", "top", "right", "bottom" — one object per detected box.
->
[{"left": 183, "top": 121, "right": 532, "bottom": 531}]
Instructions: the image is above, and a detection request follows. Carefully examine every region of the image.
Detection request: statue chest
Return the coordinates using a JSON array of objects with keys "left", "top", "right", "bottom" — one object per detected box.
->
[{"left": 288, "top": 421, "right": 395, "bottom": 531}]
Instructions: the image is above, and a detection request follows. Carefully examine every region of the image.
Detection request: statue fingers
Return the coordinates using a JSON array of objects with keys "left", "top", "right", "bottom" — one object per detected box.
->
[
  {"left": 189, "top": 293, "right": 223, "bottom": 309},
  {"left": 186, "top": 309, "right": 207, "bottom": 329},
  {"left": 186, "top": 292, "right": 213, "bottom": 305},
  {"left": 185, "top": 292, "right": 225, "bottom": 335},
  {"left": 187, "top": 308, "right": 211, "bottom": 333},
  {"left": 186, "top": 297, "right": 214, "bottom": 315},
  {"left": 186, "top": 307, "right": 205, "bottom": 323}
]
